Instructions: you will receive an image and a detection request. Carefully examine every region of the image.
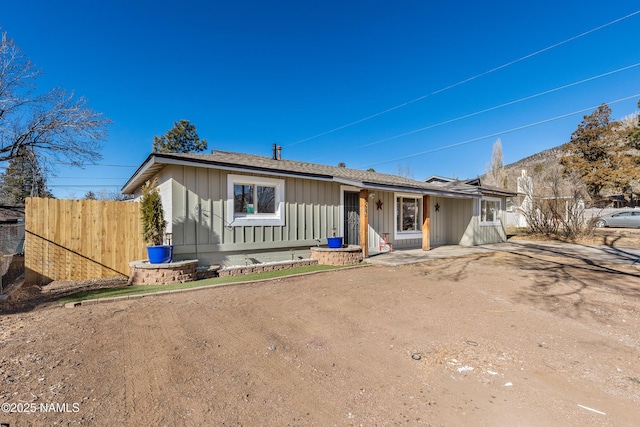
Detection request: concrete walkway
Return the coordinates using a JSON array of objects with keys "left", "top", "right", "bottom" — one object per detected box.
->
[{"left": 364, "top": 240, "right": 640, "bottom": 267}]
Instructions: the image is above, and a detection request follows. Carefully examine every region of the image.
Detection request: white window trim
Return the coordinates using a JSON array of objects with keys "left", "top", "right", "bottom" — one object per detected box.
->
[
  {"left": 480, "top": 196, "right": 502, "bottom": 226},
  {"left": 394, "top": 192, "right": 423, "bottom": 240},
  {"left": 227, "top": 174, "right": 285, "bottom": 226}
]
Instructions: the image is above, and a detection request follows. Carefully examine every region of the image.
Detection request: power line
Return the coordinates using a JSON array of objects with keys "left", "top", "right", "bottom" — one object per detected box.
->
[
  {"left": 52, "top": 162, "right": 138, "bottom": 168},
  {"left": 352, "top": 62, "right": 640, "bottom": 150},
  {"left": 286, "top": 9, "right": 640, "bottom": 147},
  {"left": 54, "top": 177, "right": 127, "bottom": 180},
  {"left": 48, "top": 184, "right": 122, "bottom": 188},
  {"left": 361, "top": 93, "right": 640, "bottom": 169}
]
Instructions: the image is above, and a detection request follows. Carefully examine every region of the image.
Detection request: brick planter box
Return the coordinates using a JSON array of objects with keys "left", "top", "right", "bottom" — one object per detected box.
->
[
  {"left": 128, "top": 259, "right": 199, "bottom": 285},
  {"left": 310, "top": 246, "right": 363, "bottom": 266},
  {"left": 218, "top": 259, "right": 318, "bottom": 277}
]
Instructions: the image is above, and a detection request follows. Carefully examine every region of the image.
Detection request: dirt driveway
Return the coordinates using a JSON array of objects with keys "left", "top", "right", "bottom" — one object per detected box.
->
[{"left": 1, "top": 248, "right": 640, "bottom": 426}]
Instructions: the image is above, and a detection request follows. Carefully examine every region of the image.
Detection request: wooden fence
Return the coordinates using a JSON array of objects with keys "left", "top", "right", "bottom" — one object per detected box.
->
[{"left": 25, "top": 198, "right": 146, "bottom": 285}]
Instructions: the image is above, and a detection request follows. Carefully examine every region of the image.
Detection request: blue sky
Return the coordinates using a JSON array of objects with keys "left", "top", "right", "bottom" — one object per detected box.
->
[{"left": 2, "top": 1, "right": 639, "bottom": 198}]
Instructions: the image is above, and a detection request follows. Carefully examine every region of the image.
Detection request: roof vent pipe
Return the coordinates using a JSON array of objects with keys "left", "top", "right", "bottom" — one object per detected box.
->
[
  {"left": 276, "top": 146, "right": 282, "bottom": 160},
  {"left": 272, "top": 143, "right": 278, "bottom": 160}
]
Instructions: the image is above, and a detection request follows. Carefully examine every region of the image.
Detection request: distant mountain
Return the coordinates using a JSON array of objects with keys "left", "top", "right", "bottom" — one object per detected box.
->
[
  {"left": 501, "top": 145, "right": 566, "bottom": 191},
  {"left": 482, "top": 110, "right": 640, "bottom": 200},
  {"left": 496, "top": 143, "right": 640, "bottom": 201}
]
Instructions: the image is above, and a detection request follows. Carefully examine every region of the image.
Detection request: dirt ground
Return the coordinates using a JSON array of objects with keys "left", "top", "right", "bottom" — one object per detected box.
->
[
  {"left": 1, "top": 244, "right": 640, "bottom": 426},
  {"left": 509, "top": 227, "right": 640, "bottom": 247}
]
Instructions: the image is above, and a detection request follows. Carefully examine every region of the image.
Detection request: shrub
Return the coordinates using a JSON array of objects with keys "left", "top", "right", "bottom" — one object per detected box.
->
[{"left": 140, "top": 179, "right": 166, "bottom": 246}]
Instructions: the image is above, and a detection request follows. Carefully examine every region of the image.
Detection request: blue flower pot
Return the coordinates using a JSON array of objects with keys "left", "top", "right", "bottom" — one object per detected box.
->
[
  {"left": 327, "top": 237, "right": 343, "bottom": 248},
  {"left": 147, "top": 245, "right": 173, "bottom": 264}
]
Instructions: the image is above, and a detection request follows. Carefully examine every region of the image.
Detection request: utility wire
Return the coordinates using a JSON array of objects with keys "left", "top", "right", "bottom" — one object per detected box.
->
[
  {"left": 361, "top": 93, "right": 640, "bottom": 169},
  {"left": 48, "top": 185, "right": 122, "bottom": 189},
  {"left": 286, "top": 9, "right": 640, "bottom": 147},
  {"left": 52, "top": 162, "right": 138, "bottom": 168},
  {"left": 353, "top": 62, "right": 640, "bottom": 149},
  {"left": 54, "top": 176, "right": 127, "bottom": 180}
]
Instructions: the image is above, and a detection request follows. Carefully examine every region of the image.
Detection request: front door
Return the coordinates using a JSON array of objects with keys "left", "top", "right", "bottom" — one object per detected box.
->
[{"left": 344, "top": 191, "right": 360, "bottom": 245}]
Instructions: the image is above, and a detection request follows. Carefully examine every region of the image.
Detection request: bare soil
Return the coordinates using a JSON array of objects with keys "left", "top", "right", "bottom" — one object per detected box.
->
[
  {"left": 509, "top": 227, "right": 640, "bottom": 247},
  {"left": 2, "top": 245, "right": 640, "bottom": 426}
]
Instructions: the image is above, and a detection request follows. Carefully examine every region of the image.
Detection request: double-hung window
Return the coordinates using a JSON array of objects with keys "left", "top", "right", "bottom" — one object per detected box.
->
[
  {"left": 227, "top": 175, "right": 284, "bottom": 226},
  {"left": 395, "top": 194, "right": 422, "bottom": 240}
]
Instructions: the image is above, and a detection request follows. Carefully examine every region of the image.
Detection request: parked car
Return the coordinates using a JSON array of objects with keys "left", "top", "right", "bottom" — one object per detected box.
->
[{"left": 593, "top": 210, "right": 640, "bottom": 228}]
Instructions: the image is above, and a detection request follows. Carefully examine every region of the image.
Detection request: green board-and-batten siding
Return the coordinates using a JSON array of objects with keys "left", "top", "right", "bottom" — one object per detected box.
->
[
  {"left": 429, "top": 196, "right": 506, "bottom": 247},
  {"left": 165, "top": 165, "right": 342, "bottom": 265},
  {"left": 145, "top": 165, "right": 507, "bottom": 266}
]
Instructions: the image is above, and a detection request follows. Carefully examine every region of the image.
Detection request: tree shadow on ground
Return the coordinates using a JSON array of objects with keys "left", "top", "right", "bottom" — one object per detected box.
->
[
  {"left": 411, "top": 253, "right": 496, "bottom": 283},
  {"left": 0, "top": 277, "right": 128, "bottom": 315},
  {"left": 497, "top": 244, "right": 640, "bottom": 323}
]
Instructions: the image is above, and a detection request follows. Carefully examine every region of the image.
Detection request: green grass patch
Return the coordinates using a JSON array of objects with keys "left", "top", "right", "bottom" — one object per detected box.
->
[{"left": 59, "top": 264, "right": 358, "bottom": 305}]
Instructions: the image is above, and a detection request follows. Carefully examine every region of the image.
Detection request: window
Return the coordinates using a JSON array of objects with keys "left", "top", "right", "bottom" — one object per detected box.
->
[
  {"left": 234, "top": 184, "right": 276, "bottom": 214},
  {"left": 227, "top": 175, "right": 284, "bottom": 226},
  {"left": 394, "top": 194, "right": 422, "bottom": 239},
  {"left": 612, "top": 212, "right": 631, "bottom": 217},
  {"left": 480, "top": 198, "right": 501, "bottom": 223}
]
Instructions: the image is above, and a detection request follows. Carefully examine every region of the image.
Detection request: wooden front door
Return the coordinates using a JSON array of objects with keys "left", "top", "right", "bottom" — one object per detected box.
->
[{"left": 344, "top": 191, "right": 360, "bottom": 245}]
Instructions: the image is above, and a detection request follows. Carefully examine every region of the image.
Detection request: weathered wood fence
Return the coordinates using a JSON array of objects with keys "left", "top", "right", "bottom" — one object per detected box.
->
[{"left": 25, "top": 198, "right": 146, "bottom": 285}]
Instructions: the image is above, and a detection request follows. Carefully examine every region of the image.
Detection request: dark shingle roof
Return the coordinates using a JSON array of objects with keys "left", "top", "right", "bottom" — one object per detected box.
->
[
  {"left": 0, "top": 205, "right": 25, "bottom": 222},
  {"left": 122, "top": 150, "right": 495, "bottom": 198},
  {"left": 426, "top": 179, "right": 516, "bottom": 197},
  {"left": 177, "top": 150, "right": 434, "bottom": 189}
]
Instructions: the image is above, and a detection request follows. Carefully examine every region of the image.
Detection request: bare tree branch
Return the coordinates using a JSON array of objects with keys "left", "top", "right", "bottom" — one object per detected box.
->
[{"left": 0, "top": 30, "right": 111, "bottom": 165}]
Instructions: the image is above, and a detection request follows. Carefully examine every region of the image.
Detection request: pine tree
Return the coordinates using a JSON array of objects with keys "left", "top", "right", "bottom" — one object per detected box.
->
[
  {"left": 152, "top": 120, "right": 207, "bottom": 153},
  {"left": 0, "top": 149, "right": 53, "bottom": 203},
  {"left": 560, "top": 103, "right": 640, "bottom": 201}
]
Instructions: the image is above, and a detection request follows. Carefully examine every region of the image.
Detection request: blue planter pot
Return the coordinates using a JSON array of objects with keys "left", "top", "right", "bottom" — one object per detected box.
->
[
  {"left": 147, "top": 245, "right": 173, "bottom": 264},
  {"left": 327, "top": 237, "right": 343, "bottom": 248}
]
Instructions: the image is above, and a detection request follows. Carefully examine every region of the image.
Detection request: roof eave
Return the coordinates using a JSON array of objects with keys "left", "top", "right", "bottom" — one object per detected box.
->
[
  {"left": 122, "top": 153, "right": 338, "bottom": 194},
  {"left": 121, "top": 154, "right": 160, "bottom": 194},
  {"left": 478, "top": 187, "right": 518, "bottom": 197}
]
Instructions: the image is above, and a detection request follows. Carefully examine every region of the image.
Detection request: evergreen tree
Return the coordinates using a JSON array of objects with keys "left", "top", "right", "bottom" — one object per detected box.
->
[
  {"left": 152, "top": 120, "right": 207, "bottom": 153},
  {"left": 0, "top": 149, "right": 53, "bottom": 203},
  {"left": 560, "top": 103, "right": 640, "bottom": 201},
  {"left": 84, "top": 191, "right": 97, "bottom": 200},
  {"left": 140, "top": 179, "right": 166, "bottom": 246}
]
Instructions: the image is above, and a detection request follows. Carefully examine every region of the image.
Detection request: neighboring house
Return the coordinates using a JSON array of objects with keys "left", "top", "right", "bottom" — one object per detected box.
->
[
  {"left": 0, "top": 205, "right": 25, "bottom": 254},
  {"left": 122, "top": 149, "right": 515, "bottom": 266}
]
